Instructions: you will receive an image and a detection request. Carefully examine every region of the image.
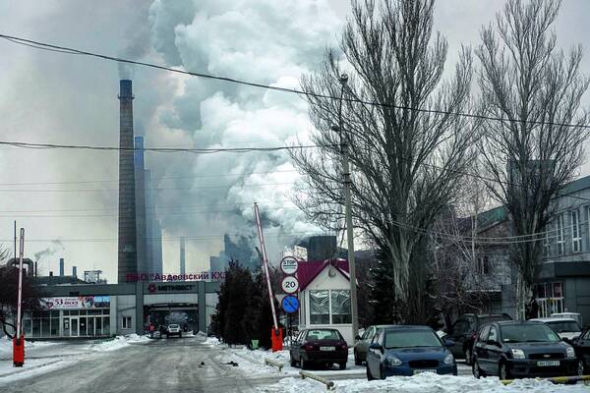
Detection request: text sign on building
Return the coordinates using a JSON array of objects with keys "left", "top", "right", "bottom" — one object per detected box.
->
[
  {"left": 281, "top": 276, "right": 299, "bottom": 294},
  {"left": 280, "top": 256, "right": 299, "bottom": 276},
  {"left": 40, "top": 296, "right": 110, "bottom": 310}
]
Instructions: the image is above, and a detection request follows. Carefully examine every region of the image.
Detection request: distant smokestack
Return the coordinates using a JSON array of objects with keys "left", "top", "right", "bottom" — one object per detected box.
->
[
  {"left": 117, "top": 79, "right": 137, "bottom": 283},
  {"left": 59, "top": 258, "right": 64, "bottom": 276},
  {"left": 72, "top": 266, "right": 77, "bottom": 278},
  {"left": 180, "top": 237, "right": 186, "bottom": 277}
]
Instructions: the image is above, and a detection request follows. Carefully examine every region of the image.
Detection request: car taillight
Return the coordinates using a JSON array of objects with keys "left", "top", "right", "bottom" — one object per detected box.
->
[
  {"left": 339, "top": 343, "right": 348, "bottom": 350},
  {"left": 304, "top": 344, "right": 314, "bottom": 350}
]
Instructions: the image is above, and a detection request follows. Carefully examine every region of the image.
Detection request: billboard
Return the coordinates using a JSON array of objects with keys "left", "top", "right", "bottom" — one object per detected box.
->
[{"left": 41, "top": 296, "right": 110, "bottom": 310}]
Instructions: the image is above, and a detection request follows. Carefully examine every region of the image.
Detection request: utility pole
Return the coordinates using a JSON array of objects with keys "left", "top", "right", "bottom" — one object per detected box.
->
[
  {"left": 13, "top": 228, "right": 25, "bottom": 367},
  {"left": 332, "top": 73, "right": 359, "bottom": 340}
]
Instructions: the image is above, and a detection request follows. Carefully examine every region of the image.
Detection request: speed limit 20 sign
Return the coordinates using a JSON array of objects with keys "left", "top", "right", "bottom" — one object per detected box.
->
[{"left": 281, "top": 276, "right": 299, "bottom": 294}]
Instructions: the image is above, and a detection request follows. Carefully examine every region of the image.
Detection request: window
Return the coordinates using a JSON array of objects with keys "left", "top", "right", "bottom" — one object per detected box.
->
[
  {"left": 478, "top": 256, "right": 490, "bottom": 275},
  {"left": 572, "top": 210, "right": 582, "bottom": 252},
  {"left": 556, "top": 214, "right": 565, "bottom": 255},
  {"left": 535, "top": 282, "right": 564, "bottom": 318},
  {"left": 478, "top": 325, "right": 490, "bottom": 342},
  {"left": 488, "top": 327, "right": 498, "bottom": 342},
  {"left": 122, "top": 316, "right": 132, "bottom": 329},
  {"left": 309, "top": 290, "right": 330, "bottom": 324},
  {"left": 330, "top": 290, "right": 351, "bottom": 324},
  {"left": 452, "top": 319, "right": 469, "bottom": 335}
]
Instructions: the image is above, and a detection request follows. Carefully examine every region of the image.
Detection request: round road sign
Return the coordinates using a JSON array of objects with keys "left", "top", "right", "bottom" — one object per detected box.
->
[
  {"left": 280, "top": 256, "right": 299, "bottom": 275},
  {"left": 281, "top": 295, "right": 299, "bottom": 313},
  {"left": 281, "top": 276, "right": 299, "bottom": 294}
]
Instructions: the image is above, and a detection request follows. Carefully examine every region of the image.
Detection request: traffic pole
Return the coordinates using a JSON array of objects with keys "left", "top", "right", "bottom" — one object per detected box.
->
[{"left": 13, "top": 228, "right": 25, "bottom": 367}]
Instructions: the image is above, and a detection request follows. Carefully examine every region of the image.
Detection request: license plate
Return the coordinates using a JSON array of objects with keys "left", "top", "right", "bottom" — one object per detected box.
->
[
  {"left": 414, "top": 369, "right": 436, "bottom": 375},
  {"left": 537, "top": 360, "right": 560, "bottom": 367},
  {"left": 320, "top": 346, "right": 335, "bottom": 351}
]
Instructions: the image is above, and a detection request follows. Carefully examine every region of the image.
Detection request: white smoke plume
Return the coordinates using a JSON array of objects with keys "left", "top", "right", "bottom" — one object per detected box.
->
[{"left": 144, "top": 0, "right": 343, "bottom": 266}]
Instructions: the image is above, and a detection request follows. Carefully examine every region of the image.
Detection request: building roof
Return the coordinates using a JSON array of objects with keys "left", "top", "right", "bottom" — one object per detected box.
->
[
  {"left": 297, "top": 259, "right": 350, "bottom": 291},
  {"left": 34, "top": 276, "right": 88, "bottom": 286},
  {"left": 560, "top": 174, "right": 590, "bottom": 196}
]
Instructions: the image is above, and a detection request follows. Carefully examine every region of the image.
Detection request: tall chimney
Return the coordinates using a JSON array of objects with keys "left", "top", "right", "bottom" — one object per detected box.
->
[
  {"left": 72, "top": 266, "right": 77, "bottom": 278},
  {"left": 117, "top": 79, "right": 137, "bottom": 283},
  {"left": 180, "top": 237, "right": 186, "bottom": 277},
  {"left": 59, "top": 258, "right": 64, "bottom": 276}
]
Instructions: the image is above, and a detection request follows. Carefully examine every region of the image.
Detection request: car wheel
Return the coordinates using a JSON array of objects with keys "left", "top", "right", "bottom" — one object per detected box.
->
[
  {"left": 301, "top": 358, "right": 308, "bottom": 370},
  {"left": 367, "top": 365, "right": 374, "bottom": 381},
  {"left": 339, "top": 362, "right": 346, "bottom": 370},
  {"left": 499, "top": 362, "right": 511, "bottom": 381},
  {"left": 464, "top": 347, "right": 472, "bottom": 366},
  {"left": 179, "top": 333, "right": 182, "bottom": 338},
  {"left": 472, "top": 359, "right": 485, "bottom": 379},
  {"left": 354, "top": 350, "right": 362, "bottom": 366},
  {"left": 578, "top": 359, "right": 585, "bottom": 376}
]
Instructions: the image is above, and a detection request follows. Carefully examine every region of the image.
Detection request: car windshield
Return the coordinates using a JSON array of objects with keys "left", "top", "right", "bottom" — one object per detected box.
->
[
  {"left": 306, "top": 330, "right": 342, "bottom": 341},
  {"left": 384, "top": 330, "right": 442, "bottom": 349},
  {"left": 501, "top": 324, "right": 560, "bottom": 343},
  {"left": 169, "top": 324, "right": 179, "bottom": 328},
  {"left": 546, "top": 321, "right": 581, "bottom": 333}
]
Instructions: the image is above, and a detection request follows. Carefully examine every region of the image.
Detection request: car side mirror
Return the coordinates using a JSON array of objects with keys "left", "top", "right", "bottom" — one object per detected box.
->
[
  {"left": 369, "top": 343, "right": 383, "bottom": 351},
  {"left": 444, "top": 339, "right": 455, "bottom": 348},
  {"left": 355, "top": 334, "right": 362, "bottom": 341}
]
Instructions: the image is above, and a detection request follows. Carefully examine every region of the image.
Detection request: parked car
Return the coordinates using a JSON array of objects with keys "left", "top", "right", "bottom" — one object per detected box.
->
[
  {"left": 166, "top": 323, "right": 182, "bottom": 338},
  {"left": 366, "top": 325, "right": 457, "bottom": 380},
  {"left": 530, "top": 318, "right": 582, "bottom": 341},
  {"left": 354, "top": 325, "right": 396, "bottom": 365},
  {"left": 571, "top": 325, "right": 590, "bottom": 375},
  {"left": 472, "top": 320, "right": 578, "bottom": 380},
  {"left": 551, "top": 312, "right": 583, "bottom": 327},
  {"left": 445, "top": 313, "right": 512, "bottom": 365},
  {"left": 289, "top": 328, "right": 348, "bottom": 370}
]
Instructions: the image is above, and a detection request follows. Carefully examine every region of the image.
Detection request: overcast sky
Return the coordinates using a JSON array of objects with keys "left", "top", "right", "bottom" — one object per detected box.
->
[{"left": 1, "top": 0, "right": 589, "bottom": 284}]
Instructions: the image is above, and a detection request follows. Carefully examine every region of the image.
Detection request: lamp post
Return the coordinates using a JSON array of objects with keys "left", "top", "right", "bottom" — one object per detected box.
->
[{"left": 331, "top": 74, "right": 359, "bottom": 340}]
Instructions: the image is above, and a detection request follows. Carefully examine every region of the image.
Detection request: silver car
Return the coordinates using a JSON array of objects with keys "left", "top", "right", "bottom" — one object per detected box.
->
[
  {"left": 354, "top": 325, "right": 395, "bottom": 365},
  {"left": 167, "top": 323, "right": 182, "bottom": 338}
]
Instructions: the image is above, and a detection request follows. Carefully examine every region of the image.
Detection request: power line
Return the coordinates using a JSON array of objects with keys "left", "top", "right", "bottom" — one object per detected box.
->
[
  {"left": 1, "top": 33, "right": 590, "bottom": 131},
  {"left": 0, "top": 169, "right": 298, "bottom": 187},
  {"left": 0, "top": 139, "right": 325, "bottom": 153}
]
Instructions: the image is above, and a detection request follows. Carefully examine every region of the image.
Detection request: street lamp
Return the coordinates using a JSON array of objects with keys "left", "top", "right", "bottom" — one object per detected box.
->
[{"left": 331, "top": 73, "right": 359, "bottom": 341}]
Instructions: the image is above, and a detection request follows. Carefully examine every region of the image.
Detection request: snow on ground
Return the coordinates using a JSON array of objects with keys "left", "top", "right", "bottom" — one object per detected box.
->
[
  {"left": 0, "top": 334, "right": 151, "bottom": 382},
  {"left": 260, "top": 374, "right": 590, "bottom": 393}
]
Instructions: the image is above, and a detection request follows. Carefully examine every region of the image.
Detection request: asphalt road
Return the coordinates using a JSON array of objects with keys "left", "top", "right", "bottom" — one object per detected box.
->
[
  {"left": 1, "top": 337, "right": 280, "bottom": 393},
  {"left": 1, "top": 338, "right": 474, "bottom": 393}
]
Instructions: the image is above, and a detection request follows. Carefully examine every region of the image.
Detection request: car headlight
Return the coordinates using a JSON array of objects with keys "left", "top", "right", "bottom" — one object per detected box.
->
[
  {"left": 444, "top": 354, "right": 455, "bottom": 365},
  {"left": 386, "top": 356, "right": 403, "bottom": 366},
  {"left": 511, "top": 349, "right": 525, "bottom": 359},
  {"left": 566, "top": 346, "right": 575, "bottom": 358}
]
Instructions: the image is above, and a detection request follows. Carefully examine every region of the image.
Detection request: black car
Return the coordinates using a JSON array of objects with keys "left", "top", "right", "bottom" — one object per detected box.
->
[
  {"left": 444, "top": 313, "right": 512, "bottom": 364},
  {"left": 289, "top": 328, "right": 348, "bottom": 370},
  {"left": 472, "top": 320, "right": 578, "bottom": 380},
  {"left": 571, "top": 325, "right": 590, "bottom": 375}
]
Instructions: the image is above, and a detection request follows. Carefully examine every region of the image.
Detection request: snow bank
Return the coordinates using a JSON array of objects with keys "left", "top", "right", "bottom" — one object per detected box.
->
[{"left": 263, "top": 374, "right": 589, "bottom": 393}]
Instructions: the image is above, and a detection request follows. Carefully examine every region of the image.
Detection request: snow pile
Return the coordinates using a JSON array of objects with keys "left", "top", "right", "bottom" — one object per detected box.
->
[
  {"left": 204, "top": 336, "right": 221, "bottom": 346},
  {"left": 261, "top": 374, "right": 589, "bottom": 393},
  {"left": 92, "top": 334, "right": 151, "bottom": 351},
  {"left": 125, "top": 333, "right": 151, "bottom": 343}
]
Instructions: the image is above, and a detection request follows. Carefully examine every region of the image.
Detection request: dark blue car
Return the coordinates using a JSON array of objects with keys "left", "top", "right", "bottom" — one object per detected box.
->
[{"left": 366, "top": 325, "right": 457, "bottom": 380}]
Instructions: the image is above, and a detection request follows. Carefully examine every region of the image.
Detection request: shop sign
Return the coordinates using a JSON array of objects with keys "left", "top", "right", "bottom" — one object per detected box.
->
[{"left": 41, "top": 296, "right": 110, "bottom": 310}]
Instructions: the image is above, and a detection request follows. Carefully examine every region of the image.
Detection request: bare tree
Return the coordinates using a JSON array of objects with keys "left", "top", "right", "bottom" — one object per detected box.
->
[
  {"left": 291, "top": 0, "right": 478, "bottom": 321},
  {"left": 476, "top": 0, "right": 590, "bottom": 319}
]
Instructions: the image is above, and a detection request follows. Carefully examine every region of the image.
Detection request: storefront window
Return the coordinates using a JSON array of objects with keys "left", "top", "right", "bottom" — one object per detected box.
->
[
  {"left": 331, "top": 290, "right": 351, "bottom": 324},
  {"left": 50, "top": 317, "right": 60, "bottom": 336},
  {"left": 310, "top": 290, "right": 330, "bottom": 324}
]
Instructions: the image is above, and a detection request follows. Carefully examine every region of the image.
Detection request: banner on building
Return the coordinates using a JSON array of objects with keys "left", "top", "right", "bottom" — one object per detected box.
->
[{"left": 40, "top": 296, "right": 110, "bottom": 310}]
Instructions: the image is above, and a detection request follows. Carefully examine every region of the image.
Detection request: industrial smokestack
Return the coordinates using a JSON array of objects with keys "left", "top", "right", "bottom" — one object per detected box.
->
[
  {"left": 180, "top": 237, "right": 186, "bottom": 277},
  {"left": 117, "top": 79, "right": 137, "bottom": 283},
  {"left": 59, "top": 258, "right": 64, "bottom": 276},
  {"left": 72, "top": 266, "right": 77, "bottom": 278}
]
